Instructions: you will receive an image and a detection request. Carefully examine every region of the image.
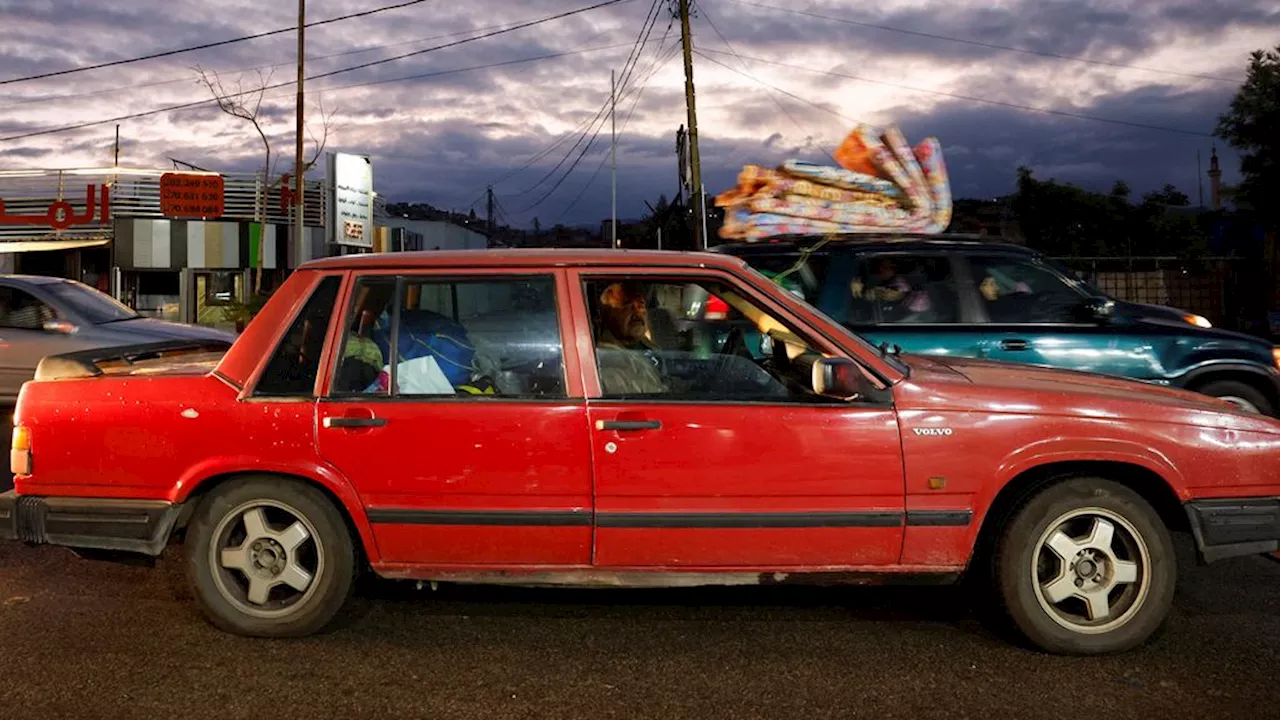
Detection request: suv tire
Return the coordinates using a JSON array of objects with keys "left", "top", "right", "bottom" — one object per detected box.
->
[
  {"left": 184, "top": 476, "right": 355, "bottom": 638},
  {"left": 1197, "top": 379, "right": 1273, "bottom": 416},
  {"left": 993, "top": 477, "right": 1175, "bottom": 655}
]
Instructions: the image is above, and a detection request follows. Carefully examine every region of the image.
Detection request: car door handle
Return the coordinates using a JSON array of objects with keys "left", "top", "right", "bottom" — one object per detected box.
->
[
  {"left": 999, "top": 339, "right": 1031, "bottom": 351},
  {"left": 595, "top": 419, "right": 662, "bottom": 431},
  {"left": 323, "top": 416, "right": 388, "bottom": 428}
]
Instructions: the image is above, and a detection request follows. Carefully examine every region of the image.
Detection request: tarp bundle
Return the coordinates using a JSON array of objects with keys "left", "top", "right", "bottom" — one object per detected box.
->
[{"left": 715, "top": 124, "right": 952, "bottom": 241}]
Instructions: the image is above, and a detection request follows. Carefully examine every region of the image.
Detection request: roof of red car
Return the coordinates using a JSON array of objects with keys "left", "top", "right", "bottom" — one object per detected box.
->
[{"left": 299, "top": 248, "right": 749, "bottom": 271}]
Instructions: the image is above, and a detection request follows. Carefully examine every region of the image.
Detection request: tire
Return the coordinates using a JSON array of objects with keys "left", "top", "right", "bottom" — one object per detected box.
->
[
  {"left": 992, "top": 477, "right": 1176, "bottom": 655},
  {"left": 184, "top": 476, "right": 355, "bottom": 638},
  {"left": 1196, "top": 379, "right": 1273, "bottom": 416}
]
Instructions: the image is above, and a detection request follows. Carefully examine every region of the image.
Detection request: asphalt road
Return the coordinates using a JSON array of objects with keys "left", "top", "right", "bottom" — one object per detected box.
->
[{"left": 0, "top": 536, "right": 1276, "bottom": 720}]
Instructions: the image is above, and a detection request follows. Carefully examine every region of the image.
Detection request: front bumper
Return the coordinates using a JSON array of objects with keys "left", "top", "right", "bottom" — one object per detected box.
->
[
  {"left": 0, "top": 491, "right": 181, "bottom": 556},
  {"left": 1185, "top": 497, "right": 1280, "bottom": 563}
]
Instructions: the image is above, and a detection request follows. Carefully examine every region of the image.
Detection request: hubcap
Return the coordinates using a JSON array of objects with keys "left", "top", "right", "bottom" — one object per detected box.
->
[
  {"left": 210, "top": 500, "right": 324, "bottom": 617},
  {"left": 1031, "top": 508, "right": 1151, "bottom": 634}
]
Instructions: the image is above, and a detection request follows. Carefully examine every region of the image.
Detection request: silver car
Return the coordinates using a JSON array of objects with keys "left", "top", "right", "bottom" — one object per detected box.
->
[{"left": 0, "top": 275, "right": 236, "bottom": 405}]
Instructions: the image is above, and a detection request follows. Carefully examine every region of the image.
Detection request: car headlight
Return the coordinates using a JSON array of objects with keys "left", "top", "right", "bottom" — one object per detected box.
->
[{"left": 1184, "top": 313, "right": 1212, "bottom": 329}]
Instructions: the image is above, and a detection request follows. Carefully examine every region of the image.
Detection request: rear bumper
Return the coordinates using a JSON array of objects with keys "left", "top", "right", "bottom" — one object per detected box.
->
[
  {"left": 0, "top": 491, "right": 181, "bottom": 556},
  {"left": 1185, "top": 497, "right": 1280, "bottom": 563}
]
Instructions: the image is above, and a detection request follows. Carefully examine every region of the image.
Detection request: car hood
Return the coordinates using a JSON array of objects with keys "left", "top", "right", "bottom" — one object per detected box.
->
[{"left": 897, "top": 353, "right": 1280, "bottom": 432}]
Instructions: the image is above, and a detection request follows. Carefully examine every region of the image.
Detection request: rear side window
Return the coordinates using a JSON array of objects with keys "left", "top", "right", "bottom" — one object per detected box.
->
[
  {"left": 847, "top": 253, "right": 960, "bottom": 324},
  {"left": 255, "top": 275, "right": 341, "bottom": 396}
]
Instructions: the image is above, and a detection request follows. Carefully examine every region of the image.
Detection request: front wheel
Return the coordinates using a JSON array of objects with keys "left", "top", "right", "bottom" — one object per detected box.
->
[
  {"left": 993, "top": 478, "right": 1176, "bottom": 655},
  {"left": 1197, "top": 379, "right": 1273, "bottom": 416},
  {"left": 184, "top": 476, "right": 355, "bottom": 638}
]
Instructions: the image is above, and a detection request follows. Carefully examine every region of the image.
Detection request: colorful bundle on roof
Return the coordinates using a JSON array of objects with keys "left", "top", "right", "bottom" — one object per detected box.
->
[{"left": 714, "top": 124, "right": 953, "bottom": 241}]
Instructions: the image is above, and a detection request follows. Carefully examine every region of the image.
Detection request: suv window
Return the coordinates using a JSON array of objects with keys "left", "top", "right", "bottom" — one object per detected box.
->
[
  {"left": 583, "top": 276, "right": 848, "bottom": 403},
  {"left": 0, "top": 286, "right": 58, "bottom": 330},
  {"left": 331, "top": 275, "right": 565, "bottom": 398},
  {"left": 255, "top": 275, "right": 341, "bottom": 396},
  {"left": 848, "top": 254, "right": 960, "bottom": 325},
  {"left": 968, "top": 256, "right": 1086, "bottom": 324}
]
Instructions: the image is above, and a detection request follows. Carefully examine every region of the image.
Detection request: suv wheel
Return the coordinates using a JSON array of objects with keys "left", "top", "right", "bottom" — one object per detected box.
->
[
  {"left": 1197, "top": 379, "right": 1272, "bottom": 415},
  {"left": 185, "top": 476, "right": 355, "bottom": 637},
  {"left": 992, "top": 477, "right": 1175, "bottom": 655}
]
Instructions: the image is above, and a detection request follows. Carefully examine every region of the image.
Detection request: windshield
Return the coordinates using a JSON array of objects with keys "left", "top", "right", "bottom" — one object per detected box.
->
[
  {"left": 739, "top": 263, "right": 910, "bottom": 377},
  {"left": 1040, "top": 257, "right": 1105, "bottom": 297},
  {"left": 43, "top": 280, "right": 139, "bottom": 324}
]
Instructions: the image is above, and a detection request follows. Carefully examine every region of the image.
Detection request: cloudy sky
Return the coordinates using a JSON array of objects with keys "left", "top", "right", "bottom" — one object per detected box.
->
[{"left": 0, "top": 0, "right": 1274, "bottom": 227}]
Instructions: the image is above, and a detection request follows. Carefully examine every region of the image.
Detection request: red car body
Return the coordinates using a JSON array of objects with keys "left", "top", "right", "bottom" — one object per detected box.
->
[{"left": 3, "top": 249, "right": 1278, "bottom": 650}]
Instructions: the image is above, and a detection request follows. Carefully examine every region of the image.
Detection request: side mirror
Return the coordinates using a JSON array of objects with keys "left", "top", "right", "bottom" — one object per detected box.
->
[
  {"left": 1080, "top": 296, "right": 1115, "bottom": 322},
  {"left": 42, "top": 319, "right": 78, "bottom": 334},
  {"left": 812, "top": 357, "right": 874, "bottom": 400}
]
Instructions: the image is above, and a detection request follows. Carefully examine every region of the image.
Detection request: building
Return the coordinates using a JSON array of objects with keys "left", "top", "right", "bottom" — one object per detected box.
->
[{"left": 380, "top": 217, "right": 488, "bottom": 251}]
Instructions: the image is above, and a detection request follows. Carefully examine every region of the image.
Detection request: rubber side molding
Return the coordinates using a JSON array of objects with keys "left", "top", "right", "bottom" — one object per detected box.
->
[
  {"left": 1185, "top": 497, "right": 1280, "bottom": 563},
  {"left": 33, "top": 339, "right": 233, "bottom": 382}
]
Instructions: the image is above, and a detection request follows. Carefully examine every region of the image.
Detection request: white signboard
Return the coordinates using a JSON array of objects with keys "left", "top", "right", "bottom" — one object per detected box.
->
[{"left": 326, "top": 152, "right": 374, "bottom": 247}]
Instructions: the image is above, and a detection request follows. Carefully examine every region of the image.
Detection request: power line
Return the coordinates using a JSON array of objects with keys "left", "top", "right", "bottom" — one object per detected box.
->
[
  {"left": 505, "top": 0, "right": 663, "bottom": 200},
  {"left": 552, "top": 40, "right": 681, "bottom": 223},
  {"left": 0, "top": 0, "right": 439, "bottom": 87},
  {"left": 698, "top": 4, "right": 835, "bottom": 160},
  {"left": 695, "top": 50, "right": 854, "bottom": 124},
  {"left": 0, "top": 15, "right": 608, "bottom": 111},
  {"left": 0, "top": 0, "right": 632, "bottom": 143},
  {"left": 726, "top": 0, "right": 1238, "bottom": 85},
  {"left": 511, "top": 0, "right": 665, "bottom": 213},
  {"left": 695, "top": 47, "right": 1215, "bottom": 138}
]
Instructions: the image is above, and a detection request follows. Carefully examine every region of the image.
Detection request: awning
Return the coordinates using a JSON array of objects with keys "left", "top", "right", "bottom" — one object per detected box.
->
[{"left": 0, "top": 238, "right": 110, "bottom": 253}]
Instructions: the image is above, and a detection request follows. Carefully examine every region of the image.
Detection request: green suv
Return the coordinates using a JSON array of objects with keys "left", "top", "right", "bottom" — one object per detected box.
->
[{"left": 712, "top": 235, "right": 1280, "bottom": 416}]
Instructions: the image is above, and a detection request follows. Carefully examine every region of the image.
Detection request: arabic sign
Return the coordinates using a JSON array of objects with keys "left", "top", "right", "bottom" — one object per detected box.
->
[
  {"left": 159, "top": 173, "right": 224, "bottom": 218},
  {"left": 0, "top": 184, "right": 111, "bottom": 231},
  {"left": 326, "top": 152, "right": 373, "bottom": 248}
]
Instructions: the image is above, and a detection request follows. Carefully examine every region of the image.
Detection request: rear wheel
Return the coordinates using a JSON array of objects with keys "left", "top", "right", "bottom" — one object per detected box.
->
[
  {"left": 1197, "top": 379, "right": 1272, "bottom": 416},
  {"left": 992, "top": 477, "right": 1175, "bottom": 655},
  {"left": 185, "top": 476, "right": 355, "bottom": 637}
]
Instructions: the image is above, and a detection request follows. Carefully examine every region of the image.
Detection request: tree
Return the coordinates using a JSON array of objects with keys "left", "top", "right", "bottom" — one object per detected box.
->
[
  {"left": 195, "top": 66, "right": 335, "bottom": 292},
  {"left": 1216, "top": 45, "right": 1280, "bottom": 227}
]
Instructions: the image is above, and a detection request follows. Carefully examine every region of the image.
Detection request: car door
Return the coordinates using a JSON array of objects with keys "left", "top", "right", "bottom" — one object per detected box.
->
[
  {"left": 571, "top": 267, "right": 906, "bottom": 568},
  {"left": 815, "top": 250, "right": 987, "bottom": 361},
  {"left": 0, "top": 283, "right": 82, "bottom": 403},
  {"left": 961, "top": 254, "right": 1159, "bottom": 378},
  {"left": 314, "top": 269, "right": 594, "bottom": 567}
]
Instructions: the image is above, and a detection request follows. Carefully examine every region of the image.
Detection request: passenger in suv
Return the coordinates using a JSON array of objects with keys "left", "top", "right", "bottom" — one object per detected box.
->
[{"left": 714, "top": 236, "right": 1280, "bottom": 415}]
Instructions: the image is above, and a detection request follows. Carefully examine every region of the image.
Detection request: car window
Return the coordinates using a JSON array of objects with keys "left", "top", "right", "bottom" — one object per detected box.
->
[
  {"left": 254, "top": 275, "right": 342, "bottom": 396},
  {"left": 0, "top": 286, "right": 59, "bottom": 330},
  {"left": 583, "top": 276, "right": 850, "bottom": 403},
  {"left": 331, "top": 275, "right": 565, "bottom": 399},
  {"left": 968, "top": 256, "right": 1086, "bottom": 324},
  {"left": 40, "top": 280, "right": 138, "bottom": 324},
  {"left": 847, "top": 254, "right": 960, "bottom": 325}
]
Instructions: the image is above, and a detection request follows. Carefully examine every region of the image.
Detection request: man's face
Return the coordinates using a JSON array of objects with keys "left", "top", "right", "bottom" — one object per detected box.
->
[{"left": 601, "top": 282, "right": 649, "bottom": 343}]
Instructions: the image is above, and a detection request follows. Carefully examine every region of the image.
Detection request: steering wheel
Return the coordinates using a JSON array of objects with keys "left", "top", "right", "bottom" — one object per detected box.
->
[{"left": 720, "top": 324, "right": 754, "bottom": 360}]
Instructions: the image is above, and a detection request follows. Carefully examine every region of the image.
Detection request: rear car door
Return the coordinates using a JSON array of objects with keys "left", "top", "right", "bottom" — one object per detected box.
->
[
  {"left": 314, "top": 269, "right": 594, "bottom": 567},
  {"left": 572, "top": 267, "right": 906, "bottom": 568},
  {"left": 961, "top": 254, "right": 1159, "bottom": 378}
]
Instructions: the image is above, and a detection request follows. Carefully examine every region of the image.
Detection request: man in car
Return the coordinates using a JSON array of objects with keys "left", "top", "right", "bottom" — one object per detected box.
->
[{"left": 595, "top": 281, "right": 667, "bottom": 395}]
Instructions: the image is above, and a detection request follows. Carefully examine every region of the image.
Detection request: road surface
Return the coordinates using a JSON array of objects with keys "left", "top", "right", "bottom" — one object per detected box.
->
[{"left": 0, "top": 536, "right": 1276, "bottom": 719}]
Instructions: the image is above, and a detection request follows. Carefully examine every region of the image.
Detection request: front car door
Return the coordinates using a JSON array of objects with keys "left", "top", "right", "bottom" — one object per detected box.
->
[
  {"left": 314, "top": 269, "right": 594, "bottom": 568},
  {"left": 0, "top": 283, "right": 81, "bottom": 404},
  {"left": 959, "top": 253, "right": 1160, "bottom": 379},
  {"left": 570, "top": 267, "right": 906, "bottom": 569}
]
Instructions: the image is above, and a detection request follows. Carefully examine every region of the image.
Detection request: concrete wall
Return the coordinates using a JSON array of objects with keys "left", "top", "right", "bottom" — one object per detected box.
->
[{"left": 382, "top": 219, "right": 487, "bottom": 251}]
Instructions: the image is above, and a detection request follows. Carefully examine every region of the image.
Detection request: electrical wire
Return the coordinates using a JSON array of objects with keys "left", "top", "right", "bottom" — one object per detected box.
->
[
  {"left": 695, "top": 47, "right": 1215, "bottom": 138},
  {"left": 726, "top": 0, "right": 1238, "bottom": 84},
  {"left": 0, "top": 0, "right": 439, "bottom": 87},
  {"left": 0, "top": 0, "right": 633, "bottom": 143},
  {"left": 698, "top": 4, "right": 836, "bottom": 160}
]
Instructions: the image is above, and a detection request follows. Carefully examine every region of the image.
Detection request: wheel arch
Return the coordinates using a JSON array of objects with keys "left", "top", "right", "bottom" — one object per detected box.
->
[
  {"left": 969, "top": 459, "right": 1188, "bottom": 573},
  {"left": 167, "top": 466, "right": 378, "bottom": 565},
  {"left": 1179, "top": 365, "right": 1279, "bottom": 414}
]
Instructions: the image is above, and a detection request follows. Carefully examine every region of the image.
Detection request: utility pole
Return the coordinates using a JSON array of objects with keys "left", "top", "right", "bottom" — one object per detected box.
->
[
  {"left": 486, "top": 185, "right": 495, "bottom": 234},
  {"left": 676, "top": 0, "right": 704, "bottom": 250},
  {"left": 611, "top": 69, "right": 618, "bottom": 249},
  {"left": 294, "top": 0, "right": 306, "bottom": 267},
  {"left": 113, "top": 125, "right": 120, "bottom": 166}
]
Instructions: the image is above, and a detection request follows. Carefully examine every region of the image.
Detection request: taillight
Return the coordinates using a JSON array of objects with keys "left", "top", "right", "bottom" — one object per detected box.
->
[
  {"left": 705, "top": 295, "right": 730, "bottom": 321},
  {"left": 11, "top": 425, "right": 31, "bottom": 476}
]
